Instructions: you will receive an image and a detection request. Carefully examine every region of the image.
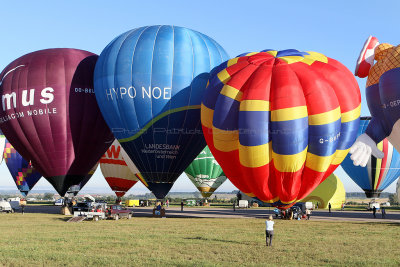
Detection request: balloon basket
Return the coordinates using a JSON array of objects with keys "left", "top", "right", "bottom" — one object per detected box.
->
[{"left": 61, "top": 206, "right": 72, "bottom": 215}]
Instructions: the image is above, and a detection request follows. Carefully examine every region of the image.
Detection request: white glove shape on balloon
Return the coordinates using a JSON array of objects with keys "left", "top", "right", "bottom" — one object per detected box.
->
[{"left": 349, "top": 133, "right": 384, "bottom": 167}]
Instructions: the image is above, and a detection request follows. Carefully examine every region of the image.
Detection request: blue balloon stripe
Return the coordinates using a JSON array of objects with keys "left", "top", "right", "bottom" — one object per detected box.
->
[
  {"left": 238, "top": 110, "right": 270, "bottom": 146},
  {"left": 212, "top": 95, "right": 240, "bottom": 131},
  {"left": 270, "top": 117, "right": 308, "bottom": 155},
  {"left": 307, "top": 119, "right": 341, "bottom": 156}
]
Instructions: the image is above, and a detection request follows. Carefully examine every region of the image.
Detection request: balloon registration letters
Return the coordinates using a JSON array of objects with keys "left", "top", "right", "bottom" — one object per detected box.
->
[{"left": 104, "top": 86, "right": 172, "bottom": 100}]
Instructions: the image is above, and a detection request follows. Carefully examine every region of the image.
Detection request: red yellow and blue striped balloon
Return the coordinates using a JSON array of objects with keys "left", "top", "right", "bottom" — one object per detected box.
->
[{"left": 201, "top": 49, "right": 361, "bottom": 209}]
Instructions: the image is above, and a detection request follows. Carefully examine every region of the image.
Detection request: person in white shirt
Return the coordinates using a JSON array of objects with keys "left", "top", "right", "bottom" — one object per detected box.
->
[{"left": 265, "top": 215, "right": 274, "bottom": 246}]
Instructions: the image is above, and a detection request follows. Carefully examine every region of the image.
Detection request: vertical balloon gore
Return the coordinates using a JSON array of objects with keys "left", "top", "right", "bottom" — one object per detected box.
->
[
  {"left": 94, "top": 25, "right": 230, "bottom": 199},
  {"left": 0, "top": 49, "right": 113, "bottom": 196}
]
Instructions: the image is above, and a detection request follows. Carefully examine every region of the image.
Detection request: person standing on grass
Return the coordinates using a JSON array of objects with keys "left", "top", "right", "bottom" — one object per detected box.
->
[
  {"left": 306, "top": 208, "right": 311, "bottom": 220},
  {"left": 328, "top": 202, "right": 332, "bottom": 213},
  {"left": 265, "top": 215, "right": 274, "bottom": 246},
  {"left": 373, "top": 206, "right": 377, "bottom": 218},
  {"left": 381, "top": 207, "right": 386, "bottom": 219},
  {"left": 181, "top": 201, "right": 184, "bottom": 212}
]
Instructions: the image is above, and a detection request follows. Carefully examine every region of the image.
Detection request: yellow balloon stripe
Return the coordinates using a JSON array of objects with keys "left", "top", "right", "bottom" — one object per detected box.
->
[
  {"left": 220, "top": 85, "right": 243, "bottom": 101},
  {"left": 304, "top": 51, "right": 328, "bottom": 63},
  {"left": 374, "top": 141, "right": 384, "bottom": 190},
  {"left": 227, "top": 57, "right": 239, "bottom": 67},
  {"left": 265, "top": 50, "right": 278, "bottom": 57},
  {"left": 213, "top": 127, "right": 239, "bottom": 152},
  {"left": 271, "top": 106, "right": 308, "bottom": 122},
  {"left": 278, "top": 56, "right": 305, "bottom": 64},
  {"left": 239, "top": 142, "right": 272, "bottom": 168},
  {"left": 272, "top": 147, "right": 307, "bottom": 172},
  {"left": 239, "top": 100, "right": 270, "bottom": 111},
  {"left": 331, "top": 149, "right": 350, "bottom": 165},
  {"left": 201, "top": 104, "right": 214, "bottom": 129},
  {"left": 308, "top": 106, "right": 341, "bottom": 125},
  {"left": 305, "top": 152, "right": 335, "bottom": 172},
  {"left": 341, "top": 104, "right": 361, "bottom": 123},
  {"left": 217, "top": 69, "right": 231, "bottom": 83}
]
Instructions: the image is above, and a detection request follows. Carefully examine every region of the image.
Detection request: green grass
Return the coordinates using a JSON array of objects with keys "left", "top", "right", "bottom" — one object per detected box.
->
[{"left": 0, "top": 212, "right": 399, "bottom": 266}]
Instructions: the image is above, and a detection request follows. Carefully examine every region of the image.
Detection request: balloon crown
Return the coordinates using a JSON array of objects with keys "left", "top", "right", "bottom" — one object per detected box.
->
[{"left": 236, "top": 49, "right": 328, "bottom": 65}]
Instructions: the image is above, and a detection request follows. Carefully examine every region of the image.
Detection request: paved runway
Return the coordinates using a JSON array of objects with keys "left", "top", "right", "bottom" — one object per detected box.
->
[{"left": 20, "top": 205, "right": 400, "bottom": 223}]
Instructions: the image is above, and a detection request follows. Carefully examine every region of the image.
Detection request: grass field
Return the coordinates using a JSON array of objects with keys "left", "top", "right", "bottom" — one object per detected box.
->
[{"left": 0, "top": 212, "right": 399, "bottom": 267}]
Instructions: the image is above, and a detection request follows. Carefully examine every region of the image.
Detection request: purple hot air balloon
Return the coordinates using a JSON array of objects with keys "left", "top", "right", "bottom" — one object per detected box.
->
[{"left": 0, "top": 49, "right": 113, "bottom": 196}]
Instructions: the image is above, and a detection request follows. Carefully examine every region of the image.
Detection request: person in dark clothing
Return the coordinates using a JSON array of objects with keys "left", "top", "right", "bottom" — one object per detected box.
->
[
  {"left": 181, "top": 201, "right": 184, "bottom": 212},
  {"left": 373, "top": 206, "right": 377, "bottom": 218},
  {"left": 328, "top": 202, "right": 332, "bottom": 213},
  {"left": 381, "top": 207, "right": 386, "bottom": 219},
  {"left": 233, "top": 202, "right": 236, "bottom": 211}
]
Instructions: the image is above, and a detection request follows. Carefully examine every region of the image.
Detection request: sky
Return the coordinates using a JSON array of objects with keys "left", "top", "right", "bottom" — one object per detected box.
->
[{"left": 0, "top": 0, "right": 400, "bottom": 194}]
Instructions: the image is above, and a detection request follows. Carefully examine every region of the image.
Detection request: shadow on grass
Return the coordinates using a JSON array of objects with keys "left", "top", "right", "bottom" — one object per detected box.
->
[
  {"left": 184, "top": 236, "right": 251, "bottom": 245},
  {"left": 349, "top": 221, "right": 400, "bottom": 227}
]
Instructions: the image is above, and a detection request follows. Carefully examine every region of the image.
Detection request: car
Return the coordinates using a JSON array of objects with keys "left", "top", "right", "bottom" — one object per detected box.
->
[
  {"left": 54, "top": 199, "right": 64, "bottom": 206},
  {"left": 106, "top": 205, "right": 133, "bottom": 220}
]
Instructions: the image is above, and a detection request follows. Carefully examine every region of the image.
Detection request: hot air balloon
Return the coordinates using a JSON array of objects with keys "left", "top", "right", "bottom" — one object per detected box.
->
[
  {"left": 300, "top": 173, "right": 345, "bottom": 209},
  {"left": 201, "top": 49, "right": 361, "bottom": 209},
  {"left": 0, "top": 130, "right": 5, "bottom": 164},
  {"left": 185, "top": 146, "right": 227, "bottom": 198},
  {"left": 0, "top": 49, "right": 113, "bottom": 196},
  {"left": 3, "top": 140, "right": 41, "bottom": 196},
  {"left": 94, "top": 25, "right": 229, "bottom": 199},
  {"left": 67, "top": 162, "right": 99, "bottom": 196},
  {"left": 350, "top": 37, "right": 400, "bottom": 166},
  {"left": 342, "top": 117, "right": 400, "bottom": 198},
  {"left": 100, "top": 140, "right": 142, "bottom": 200}
]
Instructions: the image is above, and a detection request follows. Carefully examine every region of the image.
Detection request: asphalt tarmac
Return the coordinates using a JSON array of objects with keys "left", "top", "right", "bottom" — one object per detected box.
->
[{"left": 17, "top": 205, "right": 400, "bottom": 223}]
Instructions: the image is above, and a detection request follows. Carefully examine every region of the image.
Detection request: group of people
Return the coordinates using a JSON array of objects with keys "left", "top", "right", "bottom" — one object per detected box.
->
[{"left": 372, "top": 206, "right": 386, "bottom": 219}]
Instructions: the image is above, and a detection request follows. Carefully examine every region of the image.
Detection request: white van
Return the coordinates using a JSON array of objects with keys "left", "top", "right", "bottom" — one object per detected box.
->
[{"left": 0, "top": 200, "right": 13, "bottom": 213}]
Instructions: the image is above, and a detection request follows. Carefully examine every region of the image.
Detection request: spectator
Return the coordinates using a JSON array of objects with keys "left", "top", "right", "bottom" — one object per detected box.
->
[
  {"left": 328, "top": 202, "right": 332, "bottom": 213},
  {"left": 381, "top": 206, "right": 386, "bottom": 219},
  {"left": 373, "top": 206, "right": 377, "bottom": 218},
  {"left": 265, "top": 215, "right": 274, "bottom": 246}
]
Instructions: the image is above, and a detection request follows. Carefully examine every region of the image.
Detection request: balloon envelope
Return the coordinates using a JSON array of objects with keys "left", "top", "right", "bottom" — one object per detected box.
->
[
  {"left": 201, "top": 50, "right": 361, "bottom": 208},
  {"left": 94, "top": 25, "right": 229, "bottom": 199},
  {"left": 0, "top": 130, "right": 5, "bottom": 164},
  {"left": 67, "top": 162, "right": 99, "bottom": 196},
  {"left": 300, "top": 173, "right": 345, "bottom": 209},
  {"left": 0, "top": 49, "right": 113, "bottom": 196},
  {"left": 341, "top": 117, "right": 400, "bottom": 197},
  {"left": 100, "top": 140, "right": 141, "bottom": 198},
  {"left": 3, "top": 140, "right": 41, "bottom": 196},
  {"left": 185, "top": 146, "right": 227, "bottom": 198}
]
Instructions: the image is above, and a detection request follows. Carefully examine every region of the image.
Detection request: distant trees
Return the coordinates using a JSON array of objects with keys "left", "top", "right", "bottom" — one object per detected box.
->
[
  {"left": 389, "top": 194, "right": 399, "bottom": 205},
  {"left": 43, "top": 193, "right": 54, "bottom": 200}
]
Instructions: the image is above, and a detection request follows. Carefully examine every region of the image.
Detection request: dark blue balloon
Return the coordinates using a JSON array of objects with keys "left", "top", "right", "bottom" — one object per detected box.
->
[
  {"left": 94, "top": 25, "right": 229, "bottom": 198},
  {"left": 3, "top": 140, "right": 42, "bottom": 196},
  {"left": 341, "top": 117, "right": 400, "bottom": 197}
]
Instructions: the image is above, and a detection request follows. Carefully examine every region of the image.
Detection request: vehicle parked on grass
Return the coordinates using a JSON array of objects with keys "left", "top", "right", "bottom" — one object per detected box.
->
[
  {"left": 73, "top": 201, "right": 107, "bottom": 221},
  {"left": 367, "top": 201, "right": 380, "bottom": 211},
  {"left": 54, "top": 199, "right": 64, "bottom": 206},
  {"left": 274, "top": 206, "right": 304, "bottom": 220},
  {"left": 7, "top": 198, "right": 20, "bottom": 211},
  {"left": 125, "top": 199, "right": 139, "bottom": 207},
  {"left": 0, "top": 199, "right": 13, "bottom": 213},
  {"left": 106, "top": 205, "right": 133, "bottom": 220}
]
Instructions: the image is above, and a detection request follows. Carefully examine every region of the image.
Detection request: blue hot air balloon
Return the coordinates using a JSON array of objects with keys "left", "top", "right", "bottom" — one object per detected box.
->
[
  {"left": 94, "top": 25, "right": 229, "bottom": 198},
  {"left": 341, "top": 117, "right": 400, "bottom": 197},
  {"left": 3, "top": 140, "right": 42, "bottom": 196}
]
